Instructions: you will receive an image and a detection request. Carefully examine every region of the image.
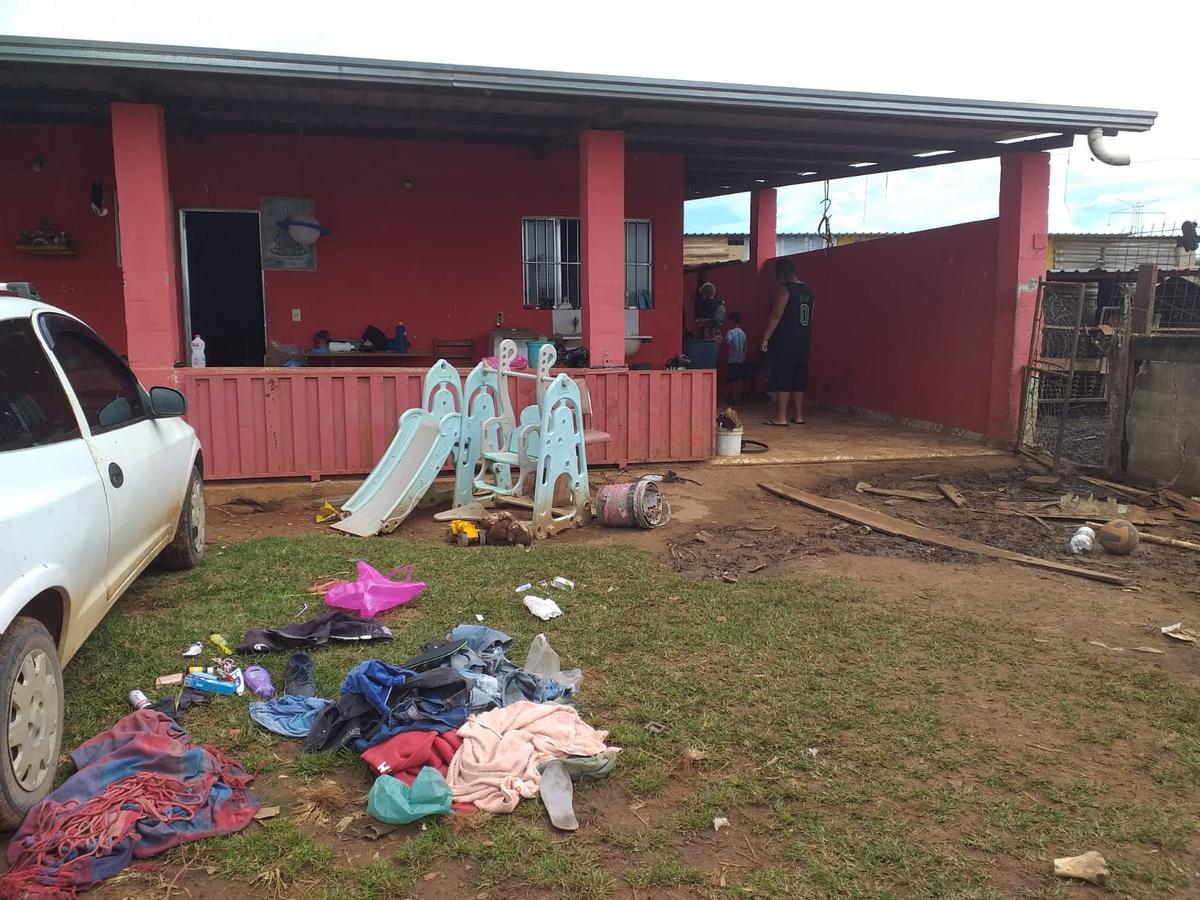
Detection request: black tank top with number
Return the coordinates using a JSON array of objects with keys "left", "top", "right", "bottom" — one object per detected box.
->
[{"left": 768, "top": 281, "right": 814, "bottom": 357}]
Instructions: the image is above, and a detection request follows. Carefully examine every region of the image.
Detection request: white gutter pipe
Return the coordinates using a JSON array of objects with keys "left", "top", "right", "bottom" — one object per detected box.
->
[{"left": 1087, "top": 127, "right": 1131, "bottom": 166}]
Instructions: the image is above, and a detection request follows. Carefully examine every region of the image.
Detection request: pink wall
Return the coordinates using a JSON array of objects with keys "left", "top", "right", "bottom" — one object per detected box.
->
[
  {"left": 0, "top": 125, "right": 128, "bottom": 352},
  {"left": 167, "top": 131, "right": 683, "bottom": 367},
  {"left": 686, "top": 219, "right": 1002, "bottom": 436},
  {"left": 2, "top": 123, "right": 684, "bottom": 367}
]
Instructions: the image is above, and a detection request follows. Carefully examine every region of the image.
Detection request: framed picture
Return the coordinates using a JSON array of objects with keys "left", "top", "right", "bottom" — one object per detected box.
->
[{"left": 260, "top": 197, "right": 318, "bottom": 271}]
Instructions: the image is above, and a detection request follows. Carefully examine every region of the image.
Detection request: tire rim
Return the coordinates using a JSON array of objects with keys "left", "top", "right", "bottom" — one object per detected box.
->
[
  {"left": 8, "top": 649, "right": 58, "bottom": 793},
  {"left": 189, "top": 477, "right": 206, "bottom": 555}
]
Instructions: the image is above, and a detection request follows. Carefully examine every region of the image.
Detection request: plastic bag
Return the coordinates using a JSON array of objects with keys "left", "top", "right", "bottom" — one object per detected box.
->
[
  {"left": 324, "top": 561, "right": 426, "bottom": 618},
  {"left": 523, "top": 595, "right": 563, "bottom": 621}
]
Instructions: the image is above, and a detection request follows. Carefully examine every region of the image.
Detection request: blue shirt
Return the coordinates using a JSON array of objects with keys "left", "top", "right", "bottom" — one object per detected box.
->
[{"left": 725, "top": 327, "right": 747, "bottom": 364}]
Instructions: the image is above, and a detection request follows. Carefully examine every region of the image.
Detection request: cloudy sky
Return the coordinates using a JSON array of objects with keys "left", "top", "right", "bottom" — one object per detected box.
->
[{"left": 3, "top": 0, "right": 1194, "bottom": 238}]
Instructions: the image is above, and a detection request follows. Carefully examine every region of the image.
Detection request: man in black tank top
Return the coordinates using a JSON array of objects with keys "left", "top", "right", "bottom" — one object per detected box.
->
[{"left": 760, "top": 258, "right": 814, "bottom": 426}]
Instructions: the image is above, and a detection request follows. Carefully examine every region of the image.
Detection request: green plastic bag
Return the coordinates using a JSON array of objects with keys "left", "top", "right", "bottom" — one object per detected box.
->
[{"left": 367, "top": 766, "right": 453, "bottom": 825}]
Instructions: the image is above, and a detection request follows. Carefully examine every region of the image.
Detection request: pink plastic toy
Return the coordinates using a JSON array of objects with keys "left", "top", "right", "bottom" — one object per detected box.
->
[{"left": 323, "top": 562, "right": 426, "bottom": 618}]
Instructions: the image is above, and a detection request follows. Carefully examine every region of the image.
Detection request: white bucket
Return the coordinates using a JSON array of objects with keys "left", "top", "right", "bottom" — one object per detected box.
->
[{"left": 715, "top": 426, "right": 743, "bottom": 457}]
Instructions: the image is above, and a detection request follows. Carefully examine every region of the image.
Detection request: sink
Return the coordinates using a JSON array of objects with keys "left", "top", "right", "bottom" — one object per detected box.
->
[{"left": 625, "top": 335, "right": 651, "bottom": 357}]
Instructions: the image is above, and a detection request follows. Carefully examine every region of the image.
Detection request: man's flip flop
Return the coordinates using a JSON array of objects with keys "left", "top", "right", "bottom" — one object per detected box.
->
[
  {"left": 763, "top": 420, "right": 790, "bottom": 426},
  {"left": 791, "top": 419, "right": 806, "bottom": 425},
  {"left": 540, "top": 760, "right": 579, "bottom": 831}
]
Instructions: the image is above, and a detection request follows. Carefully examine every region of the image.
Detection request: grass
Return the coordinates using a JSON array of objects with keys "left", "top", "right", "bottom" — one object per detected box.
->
[{"left": 65, "top": 534, "right": 1200, "bottom": 898}]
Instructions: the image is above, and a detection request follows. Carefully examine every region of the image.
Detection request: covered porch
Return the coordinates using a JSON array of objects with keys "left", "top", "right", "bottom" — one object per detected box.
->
[{"left": 0, "top": 38, "right": 1154, "bottom": 479}]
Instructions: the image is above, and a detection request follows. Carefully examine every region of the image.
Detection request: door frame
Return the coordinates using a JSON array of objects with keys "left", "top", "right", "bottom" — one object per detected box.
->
[{"left": 178, "top": 208, "right": 267, "bottom": 360}]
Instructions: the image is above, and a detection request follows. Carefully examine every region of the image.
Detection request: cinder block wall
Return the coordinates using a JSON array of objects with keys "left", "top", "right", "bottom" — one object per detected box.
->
[{"left": 1125, "top": 341, "right": 1200, "bottom": 491}]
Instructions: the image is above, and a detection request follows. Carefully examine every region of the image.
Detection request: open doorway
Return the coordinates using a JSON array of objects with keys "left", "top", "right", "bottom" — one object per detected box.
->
[{"left": 181, "top": 210, "right": 265, "bottom": 366}]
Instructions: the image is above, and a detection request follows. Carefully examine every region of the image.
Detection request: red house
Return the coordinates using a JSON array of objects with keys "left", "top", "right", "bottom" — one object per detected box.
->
[{"left": 0, "top": 37, "right": 1155, "bottom": 479}]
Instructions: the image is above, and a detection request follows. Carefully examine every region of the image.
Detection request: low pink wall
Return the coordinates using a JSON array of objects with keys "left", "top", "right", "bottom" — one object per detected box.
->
[{"left": 179, "top": 366, "right": 716, "bottom": 480}]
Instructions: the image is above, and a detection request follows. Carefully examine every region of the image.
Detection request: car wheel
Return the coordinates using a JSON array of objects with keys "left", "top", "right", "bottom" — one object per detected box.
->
[
  {"left": 0, "top": 617, "right": 63, "bottom": 830},
  {"left": 158, "top": 465, "right": 206, "bottom": 570}
]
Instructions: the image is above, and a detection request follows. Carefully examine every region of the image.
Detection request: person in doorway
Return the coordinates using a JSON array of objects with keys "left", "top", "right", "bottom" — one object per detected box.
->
[
  {"left": 760, "top": 258, "right": 814, "bottom": 426},
  {"left": 724, "top": 312, "right": 748, "bottom": 402}
]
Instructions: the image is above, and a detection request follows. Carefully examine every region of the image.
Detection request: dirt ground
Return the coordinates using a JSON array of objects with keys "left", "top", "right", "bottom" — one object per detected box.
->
[{"left": 208, "top": 452, "right": 1200, "bottom": 693}]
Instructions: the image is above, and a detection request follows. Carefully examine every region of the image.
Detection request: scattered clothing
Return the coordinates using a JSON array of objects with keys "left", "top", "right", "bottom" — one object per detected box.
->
[
  {"left": 367, "top": 767, "right": 452, "bottom": 825},
  {"left": 448, "top": 701, "right": 616, "bottom": 813},
  {"left": 149, "top": 689, "right": 209, "bottom": 723},
  {"left": 360, "top": 729, "right": 462, "bottom": 782},
  {"left": 249, "top": 694, "right": 333, "bottom": 738},
  {"left": 537, "top": 750, "right": 620, "bottom": 782},
  {"left": 236, "top": 610, "right": 392, "bottom": 654},
  {"left": 443, "top": 626, "right": 568, "bottom": 712},
  {"left": 1, "top": 711, "right": 257, "bottom": 897},
  {"left": 400, "top": 637, "right": 468, "bottom": 672},
  {"left": 304, "top": 666, "right": 470, "bottom": 754},
  {"left": 284, "top": 652, "right": 317, "bottom": 698}
]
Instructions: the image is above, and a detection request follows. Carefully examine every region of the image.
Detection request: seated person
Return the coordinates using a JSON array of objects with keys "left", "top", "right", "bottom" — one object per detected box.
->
[{"left": 311, "top": 329, "right": 331, "bottom": 352}]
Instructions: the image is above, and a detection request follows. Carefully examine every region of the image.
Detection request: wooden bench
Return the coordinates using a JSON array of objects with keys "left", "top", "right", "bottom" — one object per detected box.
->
[{"left": 433, "top": 338, "right": 474, "bottom": 364}]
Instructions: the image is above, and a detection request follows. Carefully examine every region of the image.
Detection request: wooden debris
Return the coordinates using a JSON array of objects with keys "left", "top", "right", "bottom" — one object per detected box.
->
[
  {"left": 1088, "top": 640, "right": 1124, "bottom": 651},
  {"left": 938, "top": 483, "right": 967, "bottom": 508},
  {"left": 1078, "top": 475, "right": 1156, "bottom": 504},
  {"left": 1131, "top": 646, "right": 1165, "bottom": 655},
  {"left": 1160, "top": 489, "right": 1200, "bottom": 522},
  {"left": 254, "top": 806, "right": 281, "bottom": 821},
  {"left": 1026, "top": 474, "right": 1063, "bottom": 490},
  {"left": 996, "top": 499, "right": 1171, "bottom": 526},
  {"left": 854, "top": 481, "right": 942, "bottom": 502},
  {"left": 1052, "top": 851, "right": 1109, "bottom": 885},
  {"left": 911, "top": 473, "right": 942, "bottom": 481},
  {"left": 758, "top": 484, "right": 1128, "bottom": 585}
]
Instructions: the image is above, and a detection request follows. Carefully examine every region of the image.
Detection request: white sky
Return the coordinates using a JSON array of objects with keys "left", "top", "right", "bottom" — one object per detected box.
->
[{"left": 3, "top": 0, "right": 1195, "bottom": 236}]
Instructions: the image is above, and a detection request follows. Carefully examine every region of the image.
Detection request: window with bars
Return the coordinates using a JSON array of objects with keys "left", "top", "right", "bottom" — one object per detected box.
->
[{"left": 522, "top": 217, "right": 653, "bottom": 310}]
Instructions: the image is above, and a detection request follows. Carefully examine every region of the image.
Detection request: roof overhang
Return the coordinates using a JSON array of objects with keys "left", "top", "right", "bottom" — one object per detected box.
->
[{"left": 0, "top": 36, "right": 1157, "bottom": 199}]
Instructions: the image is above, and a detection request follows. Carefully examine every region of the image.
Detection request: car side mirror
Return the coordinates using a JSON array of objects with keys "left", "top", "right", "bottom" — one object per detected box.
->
[{"left": 149, "top": 386, "right": 187, "bottom": 418}]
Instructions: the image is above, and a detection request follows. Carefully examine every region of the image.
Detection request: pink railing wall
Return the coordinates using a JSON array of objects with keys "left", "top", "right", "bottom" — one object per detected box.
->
[{"left": 178, "top": 367, "right": 716, "bottom": 481}]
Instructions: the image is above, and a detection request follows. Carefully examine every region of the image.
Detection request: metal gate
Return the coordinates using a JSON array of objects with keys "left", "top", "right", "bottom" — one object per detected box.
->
[{"left": 1018, "top": 279, "right": 1121, "bottom": 468}]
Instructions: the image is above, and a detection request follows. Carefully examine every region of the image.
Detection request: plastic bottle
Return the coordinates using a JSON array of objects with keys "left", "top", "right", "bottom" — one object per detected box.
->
[
  {"left": 1067, "top": 525, "right": 1096, "bottom": 554},
  {"left": 190, "top": 334, "right": 206, "bottom": 368},
  {"left": 128, "top": 689, "right": 152, "bottom": 710},
  {"left": 245, "top": 665, "right": 275, "bottom": 699}
]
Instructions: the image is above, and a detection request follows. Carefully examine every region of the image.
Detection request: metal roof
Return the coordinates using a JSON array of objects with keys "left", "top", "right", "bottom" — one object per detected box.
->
[{"left": 0, "top": 36, "right": 1157, "bottom": 199}]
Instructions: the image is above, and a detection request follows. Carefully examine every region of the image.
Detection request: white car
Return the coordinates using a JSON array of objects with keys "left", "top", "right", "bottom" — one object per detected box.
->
[{"left": 0, "top": 283, "right": 205, "bottom": 827}]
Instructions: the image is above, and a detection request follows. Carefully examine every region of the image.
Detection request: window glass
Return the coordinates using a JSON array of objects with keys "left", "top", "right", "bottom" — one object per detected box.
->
[
  {"left": 522, "top": 217, "right": 651, "bottom": 310},
  {"left": 0, "top": 320, "right": 82, "bottom": 452},
  {"left": 40, "top": 314, "right": 145, "bottom": 432}
]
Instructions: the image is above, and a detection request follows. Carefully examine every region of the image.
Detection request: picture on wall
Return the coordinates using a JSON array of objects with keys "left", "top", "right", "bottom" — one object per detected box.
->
[{"left": 260, "top": 196, "right": 319, "bottom": 271}]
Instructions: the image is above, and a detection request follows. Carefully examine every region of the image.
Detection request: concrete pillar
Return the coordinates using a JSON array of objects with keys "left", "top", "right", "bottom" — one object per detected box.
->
[
  {"left": 749, "top": 188, "right": 777, "bottom": 272},
  {"left": 110, "top": 102, "right": 182, "bottom": 381},
  {"left": 988, "top": 151, "right": 1050, "bottom": 442},
  {"left": 579, "top": 129, "right": 625, "bottom": 367}
]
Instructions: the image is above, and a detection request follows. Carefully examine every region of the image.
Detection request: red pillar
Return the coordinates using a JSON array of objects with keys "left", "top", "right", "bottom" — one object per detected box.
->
[
  {"left": 987, "top": 151, "right": 1050, "bottom": 442},
  {"left": 110, "top": 102, "right": 182, "bottom": 382},
  {"left": 749, "top": 188, "right": 777, "bottom": 273},
  {"left": 579, "top": 129, "right": 626, "bottom": 367}
]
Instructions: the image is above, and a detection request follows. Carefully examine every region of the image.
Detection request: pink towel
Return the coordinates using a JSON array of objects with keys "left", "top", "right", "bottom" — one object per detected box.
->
[{"left": 448, "top": 701, "right": 615, "bottom": 812}]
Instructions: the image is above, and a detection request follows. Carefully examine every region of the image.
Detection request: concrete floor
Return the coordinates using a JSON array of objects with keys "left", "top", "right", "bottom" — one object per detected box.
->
[{"left": 713, "top": 403, "right": 1004, "bottom": 467}]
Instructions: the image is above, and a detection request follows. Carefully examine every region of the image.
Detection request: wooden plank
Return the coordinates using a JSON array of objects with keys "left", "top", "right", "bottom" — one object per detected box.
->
[
  {"left": 855, "top": 482, "right": 942, "bottom": 502},
  {"left": 939, "top": 483, "right": 968, "bottom": 508},
  {"left": 1077, "top": 475, "right": 1157, "bottom": 504},
  {"left": 1160, "top": 490, "right": 1200, "bottom": 523},
  {"left": 759, "top": 483, "right": 1128, "bottom": 585}
]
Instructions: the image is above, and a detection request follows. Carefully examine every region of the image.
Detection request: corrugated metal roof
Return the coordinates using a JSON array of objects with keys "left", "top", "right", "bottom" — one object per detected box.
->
[{"left": 0, "top": 36, "right": 1157, "bottom": 200}]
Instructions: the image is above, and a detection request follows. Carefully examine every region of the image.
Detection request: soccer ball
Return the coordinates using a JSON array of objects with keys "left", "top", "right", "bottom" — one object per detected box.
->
[{"left": 1097, "top": 519, "right": 1139, "bottom": 555}]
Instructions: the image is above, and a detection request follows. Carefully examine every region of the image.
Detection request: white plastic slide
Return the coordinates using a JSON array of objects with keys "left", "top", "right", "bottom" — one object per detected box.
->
[{"left": 333, "top": 408, "right": 461, "bottom": 537}]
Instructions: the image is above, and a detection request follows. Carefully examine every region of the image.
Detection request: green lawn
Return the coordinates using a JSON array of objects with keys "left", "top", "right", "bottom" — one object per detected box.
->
[{"left": 69, "top": 536, "right": 1200, "bottom": 898}]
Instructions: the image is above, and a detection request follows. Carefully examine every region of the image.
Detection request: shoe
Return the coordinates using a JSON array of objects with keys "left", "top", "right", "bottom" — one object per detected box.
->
[{"left": 285, "top": 652, "right": 317, "bottom": 697}]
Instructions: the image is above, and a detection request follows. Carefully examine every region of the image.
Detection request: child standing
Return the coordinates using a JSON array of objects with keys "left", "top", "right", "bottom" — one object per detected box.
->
[{"left": 724, "top": 312, "right": 748, "bottom": 401}]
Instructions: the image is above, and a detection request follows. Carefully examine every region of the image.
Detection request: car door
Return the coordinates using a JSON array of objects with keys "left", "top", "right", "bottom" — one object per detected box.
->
[
  {"left": 0, "top": 317, "right": 110, "bottom": 648},
  {"left": 37, "top": 314, "right": 181, "bottom": 597}
]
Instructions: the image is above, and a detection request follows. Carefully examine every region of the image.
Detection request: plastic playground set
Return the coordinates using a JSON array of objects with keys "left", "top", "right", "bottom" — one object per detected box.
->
[{"left": 332, "top": 339, "right": 608, "bottom": 540}]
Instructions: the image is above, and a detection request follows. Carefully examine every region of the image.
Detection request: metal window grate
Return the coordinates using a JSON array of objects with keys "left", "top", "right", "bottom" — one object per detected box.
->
[{"left": 521, "top": 217, "right": 653, "bottom": 309}]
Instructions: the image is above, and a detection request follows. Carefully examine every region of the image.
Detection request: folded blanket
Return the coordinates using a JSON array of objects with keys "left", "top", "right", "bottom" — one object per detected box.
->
[{"left": 447, "top": 701, "right": 615, "bottom": 813}]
